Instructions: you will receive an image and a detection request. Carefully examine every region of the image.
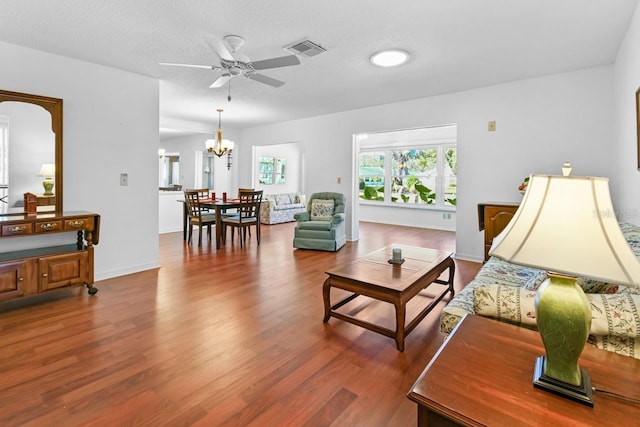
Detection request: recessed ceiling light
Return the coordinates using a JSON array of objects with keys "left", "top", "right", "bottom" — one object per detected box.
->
[{"left": 369, "top": 49, "right": 410, "bottom": 67}]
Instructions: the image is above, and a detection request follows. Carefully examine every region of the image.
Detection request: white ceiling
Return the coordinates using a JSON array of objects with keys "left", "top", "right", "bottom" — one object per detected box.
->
[{"left": 0, "top": 0, "right": 637, "bottom": 137}]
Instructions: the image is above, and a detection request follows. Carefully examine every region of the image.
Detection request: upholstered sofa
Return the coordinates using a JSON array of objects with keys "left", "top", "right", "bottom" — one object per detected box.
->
[
  {"left": 260, "top": 193, "right": 307, "bottom": 224},
  {"left": 441, "top": 222, "right": 640, "bottom": 359},
  {"left": 293, "top": 192, "right": 346, "bottom": 252}
]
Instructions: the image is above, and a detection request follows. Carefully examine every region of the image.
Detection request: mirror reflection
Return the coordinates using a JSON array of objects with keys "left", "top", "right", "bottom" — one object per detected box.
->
[
  {"left": 158, "top": 152, "right": 182, "bottom": 191},
  {"left": 0, "top": 101, "right": 56, "bottom": 213}
]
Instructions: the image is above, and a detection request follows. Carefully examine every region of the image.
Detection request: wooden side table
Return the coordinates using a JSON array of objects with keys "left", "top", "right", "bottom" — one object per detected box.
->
[
  {"left": 408, "top": 315, "right": 640, "bottom": 426},
  {"left": 477, "top": 202, "right": 519, "bottom": 261}
]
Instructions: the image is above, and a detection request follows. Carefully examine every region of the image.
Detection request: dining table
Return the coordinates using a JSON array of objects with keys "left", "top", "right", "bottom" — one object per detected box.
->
[{"left": 178, "top": 197, "right": 247, "bottom": 249}]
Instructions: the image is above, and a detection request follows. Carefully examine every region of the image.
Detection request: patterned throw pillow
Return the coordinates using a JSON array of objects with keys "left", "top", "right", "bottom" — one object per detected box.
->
[
  {"left": 474, "top": 285, "right": 640, "bottom": 341},
  {"left": 588, "top": 293, "right": 640, "bottom": 338},
  {"left": 473, "top": 285, "right": 538, "bottom": 327},
  {"left": 310, "top": 199, "right": 334, "bottom": 220},
  {"left": 275, "top": 194, "right": 292, "bottom": 206},
  {"left": 480, "top": 257, "right": 547, "bottom": 291}
]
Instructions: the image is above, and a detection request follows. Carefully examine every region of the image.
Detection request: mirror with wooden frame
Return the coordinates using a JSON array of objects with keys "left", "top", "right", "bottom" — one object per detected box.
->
[{"left": 0, "top": 89, "right": 62, "bottom": 215}]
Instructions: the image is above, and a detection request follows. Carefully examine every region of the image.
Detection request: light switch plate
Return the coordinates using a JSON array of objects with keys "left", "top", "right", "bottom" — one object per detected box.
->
[{"left": 120, "top": 173, "right": 128, "bottom": 186}]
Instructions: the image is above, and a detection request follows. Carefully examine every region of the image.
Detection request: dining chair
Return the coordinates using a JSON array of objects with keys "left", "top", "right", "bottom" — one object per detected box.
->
[
  {"left": 185, "top": 188, "right": 211, "bottom": 212},
  {"left": 222, "top": 190, "right": 263, "bottom": 248},
  {"left": 184, "top": 190, "right": 216, "bottom": 246},
  {"left": 221, "top": 187, "right": 255, "bottom": 219}
]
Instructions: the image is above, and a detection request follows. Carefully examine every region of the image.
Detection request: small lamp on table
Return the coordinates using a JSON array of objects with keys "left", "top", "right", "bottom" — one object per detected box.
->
[
  {"left": 38, "top": 163, "right": 55, "bottom": 196},
  {"left": 489, "top": 163, "right": 640, "bottom": 407}
]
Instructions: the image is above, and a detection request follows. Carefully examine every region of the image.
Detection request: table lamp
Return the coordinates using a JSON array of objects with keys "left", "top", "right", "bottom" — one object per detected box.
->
[
  {"left": 38, "top": 163, "right": 55, "bottom": 196},
  {"left": 489, "top": 164, "right": 640, "bottom": 406}
]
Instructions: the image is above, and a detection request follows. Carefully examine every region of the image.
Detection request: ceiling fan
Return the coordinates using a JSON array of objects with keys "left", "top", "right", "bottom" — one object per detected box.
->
[{"left": 160, "top": 35, "right": 300, "bottom": 93}]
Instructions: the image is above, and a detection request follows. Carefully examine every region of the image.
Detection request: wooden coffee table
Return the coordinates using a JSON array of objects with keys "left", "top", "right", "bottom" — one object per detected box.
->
[{"left": 323, "top": 244, "right": 455, "bottom": 351}]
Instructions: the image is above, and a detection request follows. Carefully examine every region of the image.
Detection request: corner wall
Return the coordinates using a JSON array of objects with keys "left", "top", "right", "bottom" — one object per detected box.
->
[{"left": 613, "top": 2, "right": 640, "bottom": 225}]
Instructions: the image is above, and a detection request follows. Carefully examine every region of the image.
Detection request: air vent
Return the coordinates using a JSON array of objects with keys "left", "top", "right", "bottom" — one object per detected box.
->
[{"left": 284, "top": 39, "right": 326, "bottom": 57}]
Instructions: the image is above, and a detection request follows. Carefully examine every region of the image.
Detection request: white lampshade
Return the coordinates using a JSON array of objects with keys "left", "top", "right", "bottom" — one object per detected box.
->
[
  {"left": 489, "top": 173, "right": 640, "bottom": 286},
  {"left": 222, "top": 139, "right": 234, "bottom": 151},
  {"left": 38, "top": 163, "right": 55, "bottom": 178},
  {"left": 205, "top": 139, "right": 216, "bottom": 151}
]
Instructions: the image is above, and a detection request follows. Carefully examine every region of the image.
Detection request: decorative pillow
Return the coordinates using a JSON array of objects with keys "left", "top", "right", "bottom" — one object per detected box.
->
[
  {"left": 310, "top": 199, "right": 334, "bottom": 220},
  {"left": 296, "top": 194, "right": 307, "bottom": 205},
  {"left": 474, "top": 285, "right": 640, "bottom": 340},
  {"left": 473, "top": 285, "right": 538, "bottom": 327},
  {"left": 588, "top": 334, "right": 639, "bottom": 359},
  {"left": 577, "top": 278, "right": 621, "bottom": 294},
  {"left": 275, "top": 194, "right": 292, "bottom": 206},
  {"left": 588, "top": 293, "right": 640, "bottom": 338},
  {"left": 478, "top": 257, "right": 547, "bottom": 291}
]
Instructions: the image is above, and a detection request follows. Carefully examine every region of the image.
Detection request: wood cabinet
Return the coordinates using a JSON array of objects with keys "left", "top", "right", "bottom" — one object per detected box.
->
[
  {"left": 0, "top": 212, "right": 100, "bottom": 302},
  {"left": 478, "top": 202, "right": 519, "bottom": 261}
]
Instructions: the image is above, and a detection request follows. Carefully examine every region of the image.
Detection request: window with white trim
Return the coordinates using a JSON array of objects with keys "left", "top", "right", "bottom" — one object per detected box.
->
[{"left": 357, "top": 125, "right": 457, "bottom": 209}]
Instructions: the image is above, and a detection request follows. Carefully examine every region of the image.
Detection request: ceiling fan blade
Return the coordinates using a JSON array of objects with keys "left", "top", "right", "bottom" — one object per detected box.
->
[
  {"left": 250, "top": 55, "right": 300, "bottom": 70},
  {"left": 159, "top": 62, "right": 220, "bottom": 70},
  {"left": 203, "top": 36, "right": 235, "bottom": 61},
  {"left": 247, "top": 73, "right": 285, "bottom": 88},
  {"left": 210, "top": 73, "right": 232, "bottom": 88}
]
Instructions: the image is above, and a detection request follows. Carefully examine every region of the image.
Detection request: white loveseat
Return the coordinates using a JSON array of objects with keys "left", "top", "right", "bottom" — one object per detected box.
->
[{"left": 260, "top": 193, "right": 307, "bottom": 224}]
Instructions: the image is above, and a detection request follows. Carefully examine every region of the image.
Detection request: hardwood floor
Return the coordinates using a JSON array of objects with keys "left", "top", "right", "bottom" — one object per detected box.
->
[{"left": 0, "top": 222, "right": 481, "bottom": 426}]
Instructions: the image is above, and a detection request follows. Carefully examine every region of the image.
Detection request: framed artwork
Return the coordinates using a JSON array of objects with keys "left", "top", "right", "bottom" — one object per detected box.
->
[{"left": 637, "top": 87, "right": 640, "bottom": 170}]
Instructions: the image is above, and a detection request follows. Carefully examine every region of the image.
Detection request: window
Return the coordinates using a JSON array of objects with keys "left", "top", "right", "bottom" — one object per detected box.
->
[
  {"left": 358, "top": 125, "right": 457, "bottom": 208},
  {"left": 258, "top": 157, "right": 286, "bottom": 185}
]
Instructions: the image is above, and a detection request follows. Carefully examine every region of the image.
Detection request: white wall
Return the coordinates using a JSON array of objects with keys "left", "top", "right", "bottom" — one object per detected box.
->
[
  {"left": 0, "top": 41, "right": 160, "bottom": 280},
  {"left": 240, "top": 66, "right": 614, "bottom": 261},
  {"left": 613, "top": 3, "right": 640, "bottom": 226}
]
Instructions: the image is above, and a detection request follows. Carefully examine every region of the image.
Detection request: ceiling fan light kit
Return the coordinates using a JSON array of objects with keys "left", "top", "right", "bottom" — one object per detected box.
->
[
  {"left": 161, "top": 34, "right": 303, "bottom": 98},
  {"left": 223, "top": 35, "right": 245, "bottom": 53}
]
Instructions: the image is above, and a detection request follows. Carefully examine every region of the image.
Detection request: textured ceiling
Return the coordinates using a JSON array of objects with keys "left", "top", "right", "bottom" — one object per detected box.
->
[{"left": 0, "top": 0, "right": 637, "bottom": 135}]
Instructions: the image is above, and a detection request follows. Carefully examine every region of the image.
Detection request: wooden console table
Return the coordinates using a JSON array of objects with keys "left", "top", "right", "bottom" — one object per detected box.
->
[
  {"left": 0, "top": 211, "right": 100, "bottom": 301},
  {"left": 408, "top": 315, "right": 640, "bottom": 426}
]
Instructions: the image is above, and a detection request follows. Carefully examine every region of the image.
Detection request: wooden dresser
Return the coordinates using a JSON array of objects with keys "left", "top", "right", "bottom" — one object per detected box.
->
[
  {"left": 478, "top": 202, "right": 519, "bottom": 261},
  {"left": 0, "top": 211, "right": 100, "bottom": 301}
]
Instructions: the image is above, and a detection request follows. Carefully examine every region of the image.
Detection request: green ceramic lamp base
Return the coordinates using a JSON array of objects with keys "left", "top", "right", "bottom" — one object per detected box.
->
[
  {"left": 533, "top": 356, "right": 594, "bottom": 407},
  {"left": 534, "top": 272, "right": 593, "bottom": 406},
  {"left": 42, "top": 178, "right": 54, "bottom": 196}
]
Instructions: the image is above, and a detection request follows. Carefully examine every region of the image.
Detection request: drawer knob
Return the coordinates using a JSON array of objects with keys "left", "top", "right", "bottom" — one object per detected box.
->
[
  {"left": 18, "top": 277, "right": 24, "bottom": 282},
  {"left": 42, "top": 273, "right": 48, "bottom": 277},
  {"left": 68, "top": 220, "right": 85, "bottom": 228},
  {"left": 7, "top": 225, "right": 26, "bottom": 233},
  {"left": 40, "top": 223, "right": 58, "bottom": 231}
]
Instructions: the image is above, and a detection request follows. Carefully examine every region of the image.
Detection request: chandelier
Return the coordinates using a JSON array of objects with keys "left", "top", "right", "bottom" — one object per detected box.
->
[{"left": 205, "top": 109, "right": 234, "bottom": 161}]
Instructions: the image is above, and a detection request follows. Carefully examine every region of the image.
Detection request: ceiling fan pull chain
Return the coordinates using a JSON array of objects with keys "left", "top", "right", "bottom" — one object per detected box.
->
[{"left": 227, "top": 78, "right": 232, "bottom": 102}]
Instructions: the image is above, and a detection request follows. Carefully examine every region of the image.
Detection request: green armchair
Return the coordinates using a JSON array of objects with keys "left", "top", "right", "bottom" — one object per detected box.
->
[{"left": 293, "top": 192, "right": 346, "bottom": 251}]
